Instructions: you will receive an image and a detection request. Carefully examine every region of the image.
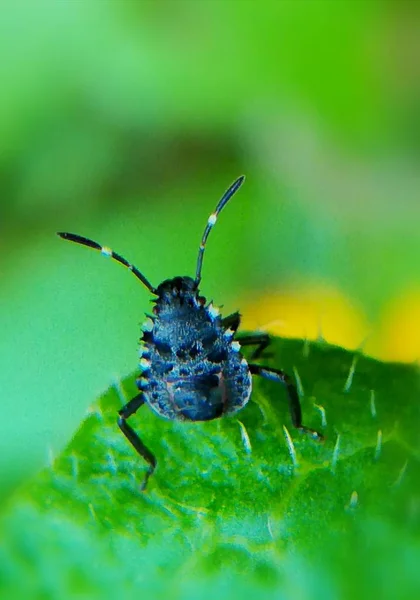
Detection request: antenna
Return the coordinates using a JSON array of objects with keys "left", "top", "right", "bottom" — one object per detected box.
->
[
  {"left": 194, "top": 175, "right": 245, "bottom": 287},
  {"left": 57, "top": 232, "right": 156, "bottom": 294}
]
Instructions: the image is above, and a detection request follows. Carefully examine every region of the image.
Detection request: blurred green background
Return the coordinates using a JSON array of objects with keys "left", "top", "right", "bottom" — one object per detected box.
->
[{"left": 1, "top": 0, "right": 420, "bottom": 526}]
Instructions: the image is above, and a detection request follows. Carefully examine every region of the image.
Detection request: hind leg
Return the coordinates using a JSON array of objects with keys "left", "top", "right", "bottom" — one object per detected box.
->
[{"left": 249, "top": 364, "right": 323, "bottom": 440}]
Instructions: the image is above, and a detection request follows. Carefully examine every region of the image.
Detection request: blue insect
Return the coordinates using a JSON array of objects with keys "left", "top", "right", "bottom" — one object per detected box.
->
[{"left": 58, "top": 176, "right": 322, "bottom": 490}]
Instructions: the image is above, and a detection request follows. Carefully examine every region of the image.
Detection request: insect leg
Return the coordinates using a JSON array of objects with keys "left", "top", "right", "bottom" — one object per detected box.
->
[
  {"left": 221, "top": 311, "right": 241, "bottom": 332},
  {"left": 236, "top": 332, "right": 271, "bottom": 359},
  {"left": 118, "top": 393, "right": 157, "bottom": 491},
  {"left": 249, "top": 364, "right": 323, "bottom": 441}
]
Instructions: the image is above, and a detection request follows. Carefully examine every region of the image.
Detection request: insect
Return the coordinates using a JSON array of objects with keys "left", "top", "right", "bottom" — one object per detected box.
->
[{"left": 58, "top": 175, "right": 322, "bottom": 490}]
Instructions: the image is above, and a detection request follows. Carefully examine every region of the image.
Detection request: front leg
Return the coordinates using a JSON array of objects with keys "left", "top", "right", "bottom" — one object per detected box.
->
[
  {"left": 249, "top": 364, "right": 323, "bottom": 441},
  {"left": 118, "top": 393, "right": 157, "bottom": 491},
  {"left": 221, "top": 311, "right": 241, "bottom": 332},
  {"left": 236, "top": 332, "right": 271, "bottom": 359}
]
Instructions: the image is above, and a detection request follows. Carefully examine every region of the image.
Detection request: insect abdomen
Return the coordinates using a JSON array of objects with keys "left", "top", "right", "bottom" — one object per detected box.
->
[{"left": 140, "top": 350, "right": 251, "bottom": 422}]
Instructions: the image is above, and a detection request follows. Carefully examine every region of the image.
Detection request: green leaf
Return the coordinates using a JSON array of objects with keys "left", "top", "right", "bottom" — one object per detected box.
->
[{"left": 1, "top": 338, "right": 419, "bottom": 600}]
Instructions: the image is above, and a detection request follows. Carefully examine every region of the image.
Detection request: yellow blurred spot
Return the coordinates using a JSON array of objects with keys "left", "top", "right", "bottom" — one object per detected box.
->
[
  {"left": 241, "top": 285, "right": 367, "bottom": 352},
  {"left": 366, "top": 290, "right": 420, "bottom": 362}
]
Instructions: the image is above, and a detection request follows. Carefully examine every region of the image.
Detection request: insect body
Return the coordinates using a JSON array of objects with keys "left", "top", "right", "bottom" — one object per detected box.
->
[
  {"left": 140, "top": 276, "right": 253, "bottom": 423},
  {"left": 58, "top": 176, "right": 322, "bottom": 490}
]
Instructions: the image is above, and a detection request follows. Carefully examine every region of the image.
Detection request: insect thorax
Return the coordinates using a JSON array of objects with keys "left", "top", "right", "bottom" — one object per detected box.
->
[{"left": 137, "top": 277, "right": 252, "bottom": 422}]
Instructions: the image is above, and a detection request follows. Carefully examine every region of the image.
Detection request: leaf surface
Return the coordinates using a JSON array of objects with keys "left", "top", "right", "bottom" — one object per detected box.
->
[{"left": 1, "top": 338, "right": 419, "bottom": 600}]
